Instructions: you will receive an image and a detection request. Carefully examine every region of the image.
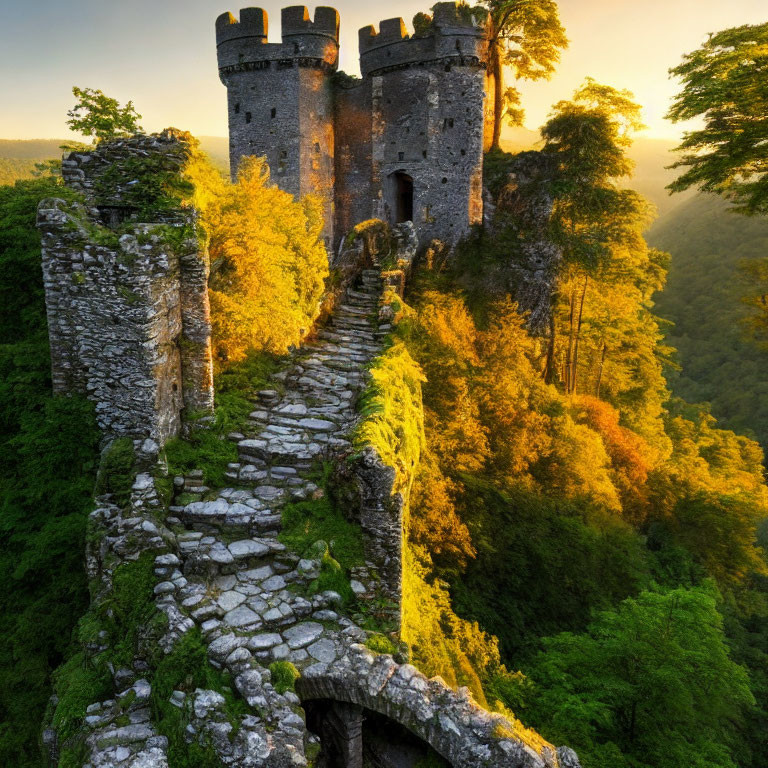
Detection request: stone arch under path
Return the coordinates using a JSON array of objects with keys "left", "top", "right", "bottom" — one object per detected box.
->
[{"left": 295, "top": 646, "right": 579, "bottom": 768}]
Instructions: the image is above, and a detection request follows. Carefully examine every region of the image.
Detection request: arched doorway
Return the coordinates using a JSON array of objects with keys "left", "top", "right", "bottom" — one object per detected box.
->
[
  {"left": 389, "top": 171, "right": 414, "bottom": 224},
  {"left": 304, "top": 699, "right": 449, "bottom": 768}
]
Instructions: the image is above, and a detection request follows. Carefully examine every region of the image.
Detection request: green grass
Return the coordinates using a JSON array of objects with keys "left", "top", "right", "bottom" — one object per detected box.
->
[{"left": 279, "top": 495, "right": 365, "bottom": 573}]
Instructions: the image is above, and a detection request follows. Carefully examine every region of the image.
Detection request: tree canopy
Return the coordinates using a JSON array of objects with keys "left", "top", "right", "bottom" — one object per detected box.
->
[
  {"left": 66, "top": 86, "right": 143, "bottom": 143},
  {"left": 667, "top": 23, "right": 768, "bottom": 215}
]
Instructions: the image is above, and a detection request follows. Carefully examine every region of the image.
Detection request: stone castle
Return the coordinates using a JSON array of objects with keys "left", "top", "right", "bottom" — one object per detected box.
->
[{"left": 216, "top": 4, "right": 490, "bottom": 250}]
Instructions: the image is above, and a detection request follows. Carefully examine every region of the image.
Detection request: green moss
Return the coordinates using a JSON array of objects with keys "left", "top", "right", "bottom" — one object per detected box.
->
[
  {"left": 311, "top": 551, "right": 355, "bottom": 606},
  {"left": 106, "top": 552, "right": 160, "bottom": 668},
  {"left": 353, "top": 340, "right": 425, "bottom": 496},
  {"left": 94, "top": 437, "right": 135, "bottom": 506},
  {"left": 163, "top": 433, "right": 237, "bottom": 490},
  {"left": 269, "top": 662, "right": 300, "bottom": 695},
  {"left": 58, "top": 740, "right": 91, "bottom": 768},
  {"left": 365, "top": 633, "right": 398, "bottom": 655},
  {"left": 51, "top": 653, "right": 112, "bottom": 742},
  {"left": 279, "top": 495, "right": 365, "bottom": 574},
  {"left": 116, "top": 284, "right": 141, "bottom": 305},
  {"left": 70, "top": 271, "right": 86, "bottom": 286},
  {"left": 151, "top": 628, "right": 249, "bottom": 766}
]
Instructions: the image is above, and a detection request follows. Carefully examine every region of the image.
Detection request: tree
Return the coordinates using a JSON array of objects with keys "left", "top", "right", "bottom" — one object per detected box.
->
[
  {"left": 667, "top": 23, "right": 768, "bottom": 215},
  {"left": 66, "top": 86, "right": 143, "bottom": 143},
  {"left": 198, "top": 156, "right": 329, "bottom": 362},
  {"left": 482, "top": 0, "right": 568, "bottom": 150},
  {"left": 540, "top": 81, "right": 651, "bottom": 394},
  {"left": 527, "top": 586, "right": 754, "bottom": 768}
]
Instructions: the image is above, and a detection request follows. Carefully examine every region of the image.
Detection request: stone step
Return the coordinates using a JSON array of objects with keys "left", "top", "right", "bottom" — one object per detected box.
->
[
  {"left": 180, "top": 498, "right": 283, "bottom": 536},
  {"left": 239, "top": 437, "right": 325, "bottom": 468}
]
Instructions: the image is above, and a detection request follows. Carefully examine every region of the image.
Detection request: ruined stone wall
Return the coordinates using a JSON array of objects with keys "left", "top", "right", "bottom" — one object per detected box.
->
[
  {"left": 38, "top": 133, "right": 214, "bottom": 447},
  {"left": 217, "top": 6, "right": 339, "bottom": 246}
]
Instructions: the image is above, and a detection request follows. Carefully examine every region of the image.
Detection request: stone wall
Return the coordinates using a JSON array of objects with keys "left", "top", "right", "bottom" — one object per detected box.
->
[{"left": 38, "top": 132, "right": 214, "bottom": 447}]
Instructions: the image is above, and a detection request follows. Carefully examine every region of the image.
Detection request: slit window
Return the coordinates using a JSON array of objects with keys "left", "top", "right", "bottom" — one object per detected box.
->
[
  {"left": 234, "top": 103, "right": 240, "bottom": 114},
  {"left": 271, "top": 108, "right": 277, "bottom": 118},
  {"left": 245, "top": 111, "right": 252, "bottom": 124}
]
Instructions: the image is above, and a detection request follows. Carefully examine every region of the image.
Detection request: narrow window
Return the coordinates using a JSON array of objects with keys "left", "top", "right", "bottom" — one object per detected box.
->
[
  {"left": 245, "top": 111, "right": 252, "bottom": 124},
  {"left": 271, "top": 108, "right": 277, "bottom": 119},
  {"left": 234, "top": 103, "right": 240, "bottom": 114},
  {"left": 398, "top": 151, "right": 405, "bottom": 161},
  {"left": 422, "top": 150, "right": 428, "bottom": 159}
]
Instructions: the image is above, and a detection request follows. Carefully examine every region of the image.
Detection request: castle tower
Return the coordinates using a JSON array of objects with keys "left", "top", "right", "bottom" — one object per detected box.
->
[
  {"left": 358, "top": 3, "right": 488, "bottom": 246},
  {"left": 216, "top": 6, "right": 340, "bottom": 247}
]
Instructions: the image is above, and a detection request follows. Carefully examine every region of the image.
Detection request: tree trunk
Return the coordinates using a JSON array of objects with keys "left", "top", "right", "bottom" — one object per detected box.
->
[
  {"left": 545, "top": 310, "right": 556, "bottom": 384},
  {"left": 491, "top": 40, "right": 504, "bottom": 151},
  {"left": 570, "top": 276, "right": 589, "bottom": 395},
  {"left": 565, "top": 287, "right": 576, "bottom": 394}
]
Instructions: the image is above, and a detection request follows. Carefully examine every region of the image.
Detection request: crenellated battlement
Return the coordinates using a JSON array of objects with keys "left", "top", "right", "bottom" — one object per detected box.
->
[
  {"left": 215, "top": 7, "right": 268, "bottom": 46},
  {"left": 359, "top": 4, "right": 487, "bottom": 77},
  {"left": 281, "top": 5, "right": 339, "bottom": 41},
  {"left": 216, "top": 6, "right": 340, "bottom": 74}
]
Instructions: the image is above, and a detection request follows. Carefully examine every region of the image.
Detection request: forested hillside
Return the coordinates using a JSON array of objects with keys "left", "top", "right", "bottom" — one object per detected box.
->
[{"left": 648, "top": 194, "right": 768, "bottom": 451}]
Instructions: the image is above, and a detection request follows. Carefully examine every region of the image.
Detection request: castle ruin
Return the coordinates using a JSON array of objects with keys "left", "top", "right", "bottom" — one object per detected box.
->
[
  {"left": 38, "top": 131, "right": 214, "bottom": 448},
  {"left": 216, "top": 3, "right": 490, "bottom": 250}
]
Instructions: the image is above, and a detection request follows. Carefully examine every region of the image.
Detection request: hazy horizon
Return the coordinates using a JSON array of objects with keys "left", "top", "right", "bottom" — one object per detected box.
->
[{"left": 1, "top": 0, "right": 765, "bottom": 141}]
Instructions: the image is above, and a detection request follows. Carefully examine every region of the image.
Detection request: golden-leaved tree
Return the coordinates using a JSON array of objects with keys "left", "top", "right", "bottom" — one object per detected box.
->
[{"left": 187, "top": 154, "right": 329, "bottom": 363}]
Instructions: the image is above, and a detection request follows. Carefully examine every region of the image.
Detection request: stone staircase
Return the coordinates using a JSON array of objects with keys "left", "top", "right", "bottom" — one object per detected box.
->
[{"left": 149, "top": 269, "right": 391, "bottom": 765}]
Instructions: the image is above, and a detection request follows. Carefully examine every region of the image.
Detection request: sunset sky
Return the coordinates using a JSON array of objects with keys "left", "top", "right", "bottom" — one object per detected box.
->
[{"left": 0, "top": 0, "right": 765, "bottom": 141}]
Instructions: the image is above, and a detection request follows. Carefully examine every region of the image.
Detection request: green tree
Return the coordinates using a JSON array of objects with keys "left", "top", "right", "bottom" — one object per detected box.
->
[
  {"left": 540, "top": 81, "right": 654, "bottom": 396},
  {"left": 66, "top": 86, "right": 143, "bottom": 143},
  {"left": 667, "top": 23, "right": 768, "bottom": 215},
  {"left": 527, "top": 586, "right": 754, "bottom": 768},
  {"left": 483, "top": 0, "right": 568, "bottom": 150}
]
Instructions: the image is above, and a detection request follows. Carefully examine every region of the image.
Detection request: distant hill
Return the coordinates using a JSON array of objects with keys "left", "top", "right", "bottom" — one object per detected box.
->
[
  {"left": 648, "top": 194, "right": 768, "bottom": 450},
  {"left": 0, "top": 136, "right": 229, "bottom": 186}
]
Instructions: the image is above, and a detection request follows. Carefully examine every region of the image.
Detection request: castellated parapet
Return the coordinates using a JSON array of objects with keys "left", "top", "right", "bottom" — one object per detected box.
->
[
  {"left": 217, "top": 3, "right": 488, "bottom": 251},
  {"left": 38, "top": 131, "right": 214, "bottom": 447}
]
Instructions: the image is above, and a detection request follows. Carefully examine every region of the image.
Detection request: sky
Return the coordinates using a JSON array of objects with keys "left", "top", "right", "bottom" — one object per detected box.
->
[{"left": 0, "top": 0, "right": 765, "bottom": 141}]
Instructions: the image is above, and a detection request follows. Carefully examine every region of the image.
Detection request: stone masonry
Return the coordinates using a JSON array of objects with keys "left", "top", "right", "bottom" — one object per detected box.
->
[
  {"left": 216, "top": 3, "right": 489, "bottom": 251},
  {"left": 61, "top": 244, "right": 580, "bottom": 767},
  {"left": 38, "top": 131, "right": 214, "bottom": 447}
]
